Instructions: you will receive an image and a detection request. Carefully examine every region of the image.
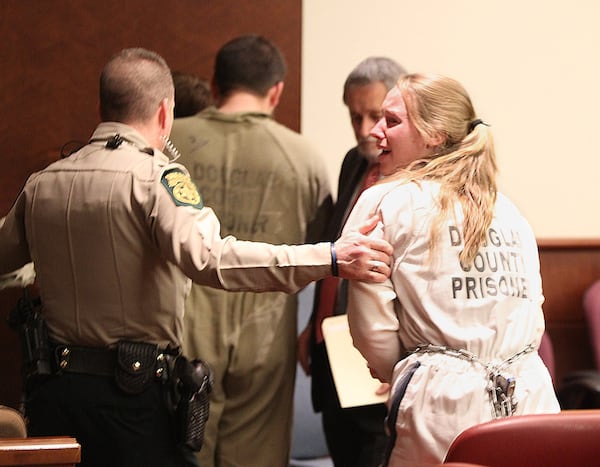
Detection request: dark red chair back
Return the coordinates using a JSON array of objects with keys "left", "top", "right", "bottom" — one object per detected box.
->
[{"left": 443, "top": 410, "right": 600, "bottom": 467}]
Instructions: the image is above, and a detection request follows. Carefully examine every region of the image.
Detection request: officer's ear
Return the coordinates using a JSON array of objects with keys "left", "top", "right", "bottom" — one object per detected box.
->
[{"left": 158, "top": 98, "right": 174, "bottom": 134}]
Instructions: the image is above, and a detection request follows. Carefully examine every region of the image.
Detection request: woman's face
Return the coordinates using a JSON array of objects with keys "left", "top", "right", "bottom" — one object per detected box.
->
[{"left": 370, "top": 86, "right": 430, "bottom": 176}]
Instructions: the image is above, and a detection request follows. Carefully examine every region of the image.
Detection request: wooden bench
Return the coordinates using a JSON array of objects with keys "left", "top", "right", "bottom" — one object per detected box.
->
[{"left": 0, "top": 437, "right": 80, "bottom": 467}]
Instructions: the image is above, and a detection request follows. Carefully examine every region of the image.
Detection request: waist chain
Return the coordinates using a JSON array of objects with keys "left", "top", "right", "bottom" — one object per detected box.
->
[{"left": 407, "top": 342, "right": 536, "bottom": 419}]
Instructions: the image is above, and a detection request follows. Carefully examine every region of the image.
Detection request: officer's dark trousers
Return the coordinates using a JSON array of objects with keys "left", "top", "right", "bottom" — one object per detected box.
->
[{"left": 25, "top": 373, "right": 199, "bottom": 467}]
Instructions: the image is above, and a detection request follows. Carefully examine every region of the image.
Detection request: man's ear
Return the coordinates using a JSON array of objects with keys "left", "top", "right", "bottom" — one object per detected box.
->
[
  {"left": 268, "top": 81, "right": 284, "bottom": 108},
  {"left": 158, "top": 98, "right": 171, "bottom": 132}
]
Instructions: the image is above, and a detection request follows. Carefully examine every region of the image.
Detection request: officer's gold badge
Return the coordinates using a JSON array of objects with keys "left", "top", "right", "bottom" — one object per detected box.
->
[{"left": 161, "top": 168, "right": 203, "bottom": 209}]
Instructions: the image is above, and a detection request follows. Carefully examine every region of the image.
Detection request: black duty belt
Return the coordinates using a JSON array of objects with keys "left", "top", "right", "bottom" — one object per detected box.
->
[
  {"left": 53, "top": 344, "right": 117, "bottom": 377},
  {"left": 51, "top": 342, "right": 177, "bottom": 379}
]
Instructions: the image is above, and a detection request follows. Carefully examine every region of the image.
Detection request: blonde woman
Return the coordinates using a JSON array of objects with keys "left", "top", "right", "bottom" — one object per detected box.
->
[{"left": 344, "top": 74, "right": 560, "bottom": 467}]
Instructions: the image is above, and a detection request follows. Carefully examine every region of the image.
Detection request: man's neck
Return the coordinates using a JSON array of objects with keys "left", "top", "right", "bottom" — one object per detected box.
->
[{"left": 217, "top": 92, "right": 273, "bottom": 115}]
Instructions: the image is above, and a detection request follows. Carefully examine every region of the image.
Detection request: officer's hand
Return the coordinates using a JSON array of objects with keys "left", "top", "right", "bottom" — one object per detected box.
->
[{"left": 333, "top": 215, "right": 392, "bottom": 282}]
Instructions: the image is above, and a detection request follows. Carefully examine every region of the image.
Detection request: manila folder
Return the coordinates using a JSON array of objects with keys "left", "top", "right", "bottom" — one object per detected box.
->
[{"left": 321, "top": 314, "right": 388, "bottom": 408}]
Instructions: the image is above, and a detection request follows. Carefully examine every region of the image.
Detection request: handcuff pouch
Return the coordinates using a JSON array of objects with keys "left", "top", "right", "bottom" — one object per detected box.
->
[{"left": 115, "top": 341, "right": 159, "bottom": 394}]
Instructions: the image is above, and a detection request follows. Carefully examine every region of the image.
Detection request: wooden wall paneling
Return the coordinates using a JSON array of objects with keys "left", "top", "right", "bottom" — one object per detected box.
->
[
  {"left": 0, "top": 0, "right": 302, "bottom": 210},
  {"left": 0, "top": 0, "right": 302, "bottom": 409},
  {"left": 0, "top": 287, "right": 25, "bottom": 410},
  {"left": 537, "top": 239, "right": 600, "bottom": 384}
]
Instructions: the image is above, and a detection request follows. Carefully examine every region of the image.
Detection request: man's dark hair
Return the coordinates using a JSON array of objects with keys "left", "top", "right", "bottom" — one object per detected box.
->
[
  {"left": 213, "top": 35, "right": 287, "bottom": 98},
  {"left": 172, "top": 71, "right": 213, "bottom": 118},
  {"left": 100, "top": 48, "right": 174, "bottom": 123}
]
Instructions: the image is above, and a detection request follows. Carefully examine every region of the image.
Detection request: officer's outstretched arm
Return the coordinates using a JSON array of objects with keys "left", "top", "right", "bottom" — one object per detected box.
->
[{"left": 333, "top": 214, "right": 392, "bottom": 283}]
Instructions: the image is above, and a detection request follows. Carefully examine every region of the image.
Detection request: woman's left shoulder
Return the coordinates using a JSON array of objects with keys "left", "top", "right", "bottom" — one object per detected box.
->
[
  {"left": 495, "top": 192, "right": 525, "bottom": 216},
  {"left": 366, "top": 178, "right": 423, "bottom": 198},
  {"left": 352, "top": 179, "right": 434, "bottom": 224},
  {"left": 374, "top": 179, "right": 439, "bottom": 209}
]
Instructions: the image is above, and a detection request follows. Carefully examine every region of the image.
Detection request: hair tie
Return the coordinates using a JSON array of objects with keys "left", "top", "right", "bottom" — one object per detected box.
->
[{"left": 468, "top": 118, "right": 489, "bottom": 133}]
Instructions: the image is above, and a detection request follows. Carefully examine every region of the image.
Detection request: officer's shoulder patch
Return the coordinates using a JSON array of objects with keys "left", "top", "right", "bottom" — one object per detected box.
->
[{"left": 161, "top": 168, "right": 203, "bottom": 209}]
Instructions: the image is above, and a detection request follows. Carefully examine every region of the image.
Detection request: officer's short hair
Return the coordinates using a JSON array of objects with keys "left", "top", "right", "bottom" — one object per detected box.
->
[{"left": 100, "top": 48, "right": 174, "bottom": 123}]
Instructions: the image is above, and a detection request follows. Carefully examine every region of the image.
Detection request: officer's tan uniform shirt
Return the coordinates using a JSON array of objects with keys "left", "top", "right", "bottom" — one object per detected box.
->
[
  {"left": 344, "top": 179, "right": 560, "bottom": 467},
  {"left": 0, "top": 122, "right": 330, "bottom": 349}
]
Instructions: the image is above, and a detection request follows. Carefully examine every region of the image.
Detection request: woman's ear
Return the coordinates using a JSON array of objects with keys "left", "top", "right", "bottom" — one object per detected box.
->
[{"left": 428, "top": 132, "right": 445, "bottom": 148}]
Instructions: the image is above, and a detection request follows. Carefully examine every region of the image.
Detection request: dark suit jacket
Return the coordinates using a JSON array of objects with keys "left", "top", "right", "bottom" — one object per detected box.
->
[{"left": 309, "top": 147, "right": 369, "bottom": 411}]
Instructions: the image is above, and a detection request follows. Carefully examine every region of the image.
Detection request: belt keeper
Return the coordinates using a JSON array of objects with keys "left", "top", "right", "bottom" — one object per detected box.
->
[{"left": 330, "top": 242, "right": 339, "bottom": 277}]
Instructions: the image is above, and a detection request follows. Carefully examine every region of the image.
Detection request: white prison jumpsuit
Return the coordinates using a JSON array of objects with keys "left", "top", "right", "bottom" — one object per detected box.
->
[{"left": 344, "top": 178, "right": 560, "bottom": 467}]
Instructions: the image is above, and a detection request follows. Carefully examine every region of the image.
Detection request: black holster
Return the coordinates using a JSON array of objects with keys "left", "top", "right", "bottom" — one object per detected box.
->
[
  {"left": 171, "top": 356, "right": 212, "bottom": 452},
  {"left": 7, "top": 290, "right": 51, "bottom": 381}
]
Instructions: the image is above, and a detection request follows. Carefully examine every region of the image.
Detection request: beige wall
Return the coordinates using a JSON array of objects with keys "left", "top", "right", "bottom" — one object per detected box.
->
[{"left": 301, "top": 0, "right": 600, "bottom": 238}]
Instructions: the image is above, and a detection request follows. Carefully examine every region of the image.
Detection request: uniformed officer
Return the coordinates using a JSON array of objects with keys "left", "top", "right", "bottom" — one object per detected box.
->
[{"left": 0, "top": 48, "right": 391, "bottom": 467}]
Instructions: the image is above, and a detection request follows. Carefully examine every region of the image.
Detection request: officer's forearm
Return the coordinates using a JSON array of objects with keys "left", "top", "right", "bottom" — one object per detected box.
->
[{"left": 215, "top": 239, "right": 330, "bottom": 293}]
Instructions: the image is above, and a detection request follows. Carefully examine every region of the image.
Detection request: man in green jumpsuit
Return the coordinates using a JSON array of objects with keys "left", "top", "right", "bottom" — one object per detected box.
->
[{"left": 171, "top": 35, "right": 333, "bottom": 467}]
